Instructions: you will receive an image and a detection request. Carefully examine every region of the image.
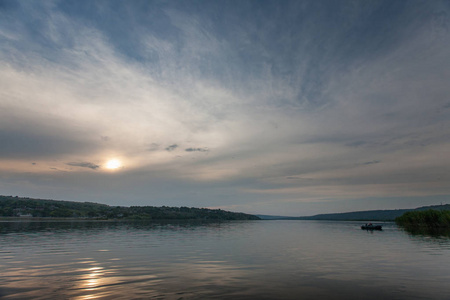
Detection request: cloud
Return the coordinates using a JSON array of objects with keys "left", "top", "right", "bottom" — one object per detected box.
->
[
  {"left": 185, "top": 147, "right": 209, "bottom": 153},
  {"left": 361, "top": 160, "right": 381, "bottom": 166},
  {"left": 66, "top": 162, "right": 100, "bottom": 170},
  {"left": 345, "top": 141, "right": 367, "bottom": 148},
  {"left": 0, "top": 120, "right": 100, "bottom": 160},
  {"left": 165, "top": 144, "right": 178, "bottom": 152}
]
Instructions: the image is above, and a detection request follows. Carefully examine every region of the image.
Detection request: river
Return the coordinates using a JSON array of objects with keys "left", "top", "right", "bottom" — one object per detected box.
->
[{"left": 1, "top": 220, "right": 449, "bottom": 299}]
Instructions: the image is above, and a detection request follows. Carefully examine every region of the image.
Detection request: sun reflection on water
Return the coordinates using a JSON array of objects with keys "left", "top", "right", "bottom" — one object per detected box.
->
[
  {"left": 73, "top": 264, "right": 114, "bottom": 299},
  {"left": 71, "top": 260, "right": 161, "bottom": 299},
  {"left": 84, "top": 267, "right": 104, "bottom": 290}
]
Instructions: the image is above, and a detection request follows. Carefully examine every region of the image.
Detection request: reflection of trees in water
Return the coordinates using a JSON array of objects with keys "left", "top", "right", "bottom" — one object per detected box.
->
[
  {"left": 0, "top": 220, "right": 236, "bottom": 235},
  {"left": 402, "top": 225, "right": 450, "bottom": 237},
  {"left": 0, "top": 220, "right": 116, "bottom": 234},
  {"left": 400, "top": 225, "right": 450, "bottom": 248}
]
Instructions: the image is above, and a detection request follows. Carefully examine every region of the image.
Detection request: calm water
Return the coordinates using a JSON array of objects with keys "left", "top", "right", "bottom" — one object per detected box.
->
[{"left": 1, "top": 220, "right": 449, "bottom": 300}]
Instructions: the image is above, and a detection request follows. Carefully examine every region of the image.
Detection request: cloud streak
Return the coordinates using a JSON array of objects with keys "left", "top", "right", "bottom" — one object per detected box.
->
[
  {"left": 66, "top": 162, "right": 100, "bottom": 170},
  {"left": 165, "top": 145, "right": 178, "bottom": 152},
  {"left": 185, "top": 147, "right": 209, "bottom": 153}
]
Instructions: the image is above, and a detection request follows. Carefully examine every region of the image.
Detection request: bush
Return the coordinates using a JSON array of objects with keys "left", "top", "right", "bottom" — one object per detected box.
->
[{"left": 395, "top": 210, "right": 450, "bottom": 228}]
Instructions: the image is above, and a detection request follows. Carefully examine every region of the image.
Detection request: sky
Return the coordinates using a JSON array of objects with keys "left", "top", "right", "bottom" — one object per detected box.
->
[{"left": 1, "top": 0, "right": 450, "bottom": 216}]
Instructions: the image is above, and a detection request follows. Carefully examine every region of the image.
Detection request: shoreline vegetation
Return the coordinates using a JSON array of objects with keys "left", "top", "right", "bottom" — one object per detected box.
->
[
  {"left": 395, "top": 210, "right": 450, "bottom": 237},
  {"left": 0, "top": 196, "right": 260, "bottom": 221},
  {"left": 395, "top": 209, "right": 450, "bottom": 228}
]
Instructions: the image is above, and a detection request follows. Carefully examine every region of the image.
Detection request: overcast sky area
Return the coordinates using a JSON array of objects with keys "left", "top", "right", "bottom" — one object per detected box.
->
[{"left": 1, "top": 0, "right": 450, "bottom": 216}]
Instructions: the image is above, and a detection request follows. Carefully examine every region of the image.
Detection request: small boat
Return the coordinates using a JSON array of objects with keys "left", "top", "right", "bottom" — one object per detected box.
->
[{"left": 361, "top": 223, "right": 382, "bottom": 230}]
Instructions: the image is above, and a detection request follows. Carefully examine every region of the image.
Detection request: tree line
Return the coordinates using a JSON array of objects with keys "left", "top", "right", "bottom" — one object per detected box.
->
[{"left": 0, "top": 196, "right": 260, "bottom": 220}]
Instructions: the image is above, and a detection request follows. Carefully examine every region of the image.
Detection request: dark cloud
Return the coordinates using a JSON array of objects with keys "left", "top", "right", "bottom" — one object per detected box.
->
[
  {"left": 101, "top": 136, "right": 110, "bottom": 141},
  {"left": 165, "top": 144, "right": 178, "bottom": 152},
  {"left": 362, "top": 160, "right": 381, "bottom": 166},
  {"left": 300, "top": 135, "right": 363, "bottom": 146},
  {"left": 0, "top": 117, "right": 100, "bottom": 159},
  {"left": 185, "top": 147, "right": 209, "bottom": 152},
  {"left": 286, "top": 176, "right": 314, "bottom": 180},
  {"left": 66, "top": 162, "right": 100, "bottom": 170},
  {"left": 346, "top": 141, "right": 367, "bottom": 148}
]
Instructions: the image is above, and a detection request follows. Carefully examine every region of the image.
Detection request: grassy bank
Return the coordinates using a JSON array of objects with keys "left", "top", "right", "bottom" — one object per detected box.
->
[{"left": 395, "top": 209, "right": 450, "bottom": 228}]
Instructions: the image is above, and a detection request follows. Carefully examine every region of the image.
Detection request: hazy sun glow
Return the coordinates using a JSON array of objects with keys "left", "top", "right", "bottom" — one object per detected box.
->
[{"left": 106, "top": 159, "right": 121, "bottom": 170}]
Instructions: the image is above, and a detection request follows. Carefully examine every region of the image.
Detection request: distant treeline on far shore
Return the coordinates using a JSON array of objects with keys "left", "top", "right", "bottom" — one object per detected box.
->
[
  {"left": 0, "top": 196, "right": 260, "bottom": 221},
  {"left": 258, "top": 204, "right": 450, "bottom": 221}
]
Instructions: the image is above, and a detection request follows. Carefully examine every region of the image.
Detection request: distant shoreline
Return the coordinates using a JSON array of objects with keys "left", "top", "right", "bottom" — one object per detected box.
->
[
  {"left": 0, "top": 195, "right": 260, "bottom": 221},
  {"left": 257, "top": 204, "right": 450, "bottom": 221},
  {"left": 0, "top": 216, "right": 259, "bottom": 222}
]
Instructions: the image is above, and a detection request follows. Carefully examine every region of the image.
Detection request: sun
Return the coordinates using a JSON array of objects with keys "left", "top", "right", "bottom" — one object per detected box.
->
[{"left": 105, "top": 159, "right": 121, "bottom": 170}]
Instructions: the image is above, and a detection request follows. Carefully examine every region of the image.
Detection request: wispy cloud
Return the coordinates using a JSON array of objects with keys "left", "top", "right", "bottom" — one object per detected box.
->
[
  {"left": 67, "top": 162, "right": 100, "bottom": 170},
  {"left": 165, "top": 144, "right": 178, "bottom": 152},
  {"left": 361, "top": 160, "right": 381, "bottom": 166},
  {"left": 185, "top": 147, "right": 209, "bottom": 153}
]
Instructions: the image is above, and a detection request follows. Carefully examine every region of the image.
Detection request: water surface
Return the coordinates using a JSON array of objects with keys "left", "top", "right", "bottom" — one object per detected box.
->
[{"left": 1, "top": 220, "right": 449, "bottom": 299}]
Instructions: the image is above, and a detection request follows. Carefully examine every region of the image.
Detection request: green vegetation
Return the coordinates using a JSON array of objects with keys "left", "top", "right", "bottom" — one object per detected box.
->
[
  {"left": 0, "top": 196, "right": 260, "bottom": 220},
  {"left": 395, "top": 209, "right": 450, "bottom": 228}
]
